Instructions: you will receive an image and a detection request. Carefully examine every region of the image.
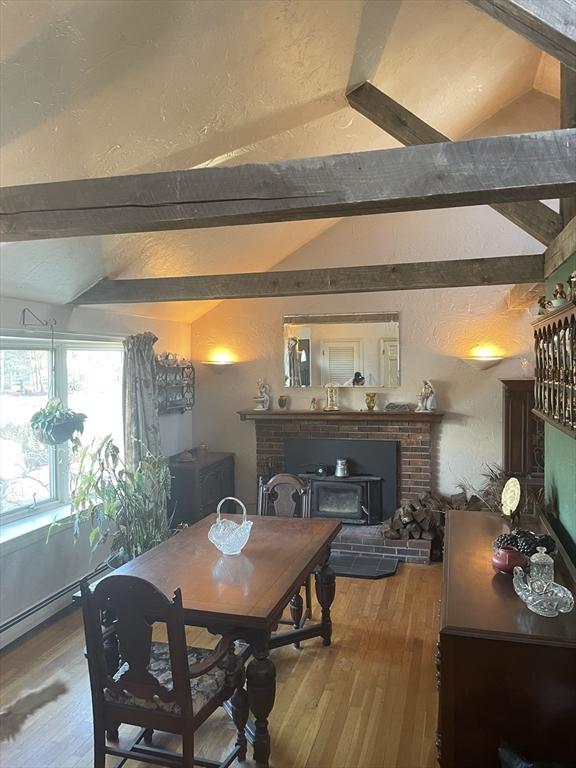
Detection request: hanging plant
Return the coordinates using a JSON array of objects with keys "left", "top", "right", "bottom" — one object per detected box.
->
[{"left": 30, "top": 398, "right": 87, "bottom": 447}]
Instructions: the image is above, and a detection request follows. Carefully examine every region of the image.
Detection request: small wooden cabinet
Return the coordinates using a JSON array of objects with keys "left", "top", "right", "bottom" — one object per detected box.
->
[
  {"left": 501, "top": 379, "right": 544, "bottom": 485},
  {"left": 168, "top": 451, "right": 234, "bottom": 526},
  {"left": 437, "top": 510, "right": 576, "bottom": 767}
]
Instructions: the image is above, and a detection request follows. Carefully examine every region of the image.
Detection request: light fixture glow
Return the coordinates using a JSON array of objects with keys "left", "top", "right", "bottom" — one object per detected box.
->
[
  {"left": 461, "top": 343, "right": 504, "bottom": 370},
  {"left": 202, "top": 348, "right": 238, "bottom": 372},
  {"left": 469, "top": 344, "right": 503, "bottom": 360},
  {"left": 207, "top": 348, "right": 237, "bottom": 364}
]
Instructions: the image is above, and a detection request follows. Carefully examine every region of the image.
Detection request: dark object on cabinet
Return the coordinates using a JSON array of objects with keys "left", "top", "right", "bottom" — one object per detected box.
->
[
  {"left": 168, "top": 451, "right": 234, "bottom": 526},
  {"left": 501, "top": 379, "right": 544, "bottom": 484},
  {"left": 437, "top": 510, "right": 576, "bottom": 768}
]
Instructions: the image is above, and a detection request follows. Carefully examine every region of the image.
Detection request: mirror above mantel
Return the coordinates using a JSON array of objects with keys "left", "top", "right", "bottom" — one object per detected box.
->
[{"left": 283, "top": 312, "right": 400, "bottom": 389}]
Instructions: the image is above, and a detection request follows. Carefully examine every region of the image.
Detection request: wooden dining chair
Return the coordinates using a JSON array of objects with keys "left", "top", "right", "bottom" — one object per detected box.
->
[
  {"left": 257, "top": 473, "right": 313, "bottom": 647},
  {"left": 80, "top": 574, "right": 248, "bottom": 768}
]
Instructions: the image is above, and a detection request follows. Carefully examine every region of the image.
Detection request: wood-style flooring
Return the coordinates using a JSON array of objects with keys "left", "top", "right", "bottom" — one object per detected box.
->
[{"left": 0, "top": 564, "right": 441, "bottom": 768}]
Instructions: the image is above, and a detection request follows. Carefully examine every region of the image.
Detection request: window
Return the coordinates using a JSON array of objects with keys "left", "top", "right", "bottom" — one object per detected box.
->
[
  {"left": 0, "top": 338, "right": 123, "bottom": 521},
  {"left": 320, "top": 340, "right": 362, "bottom": 385}
]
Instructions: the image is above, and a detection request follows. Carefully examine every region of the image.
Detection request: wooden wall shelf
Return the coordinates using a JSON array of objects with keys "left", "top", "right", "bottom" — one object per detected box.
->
[
  {"left": 238, "top": 409, "right": 443, "bottom": 422},
  {"left": 531, "top": 303, "right": 575, "bottom": 439}
]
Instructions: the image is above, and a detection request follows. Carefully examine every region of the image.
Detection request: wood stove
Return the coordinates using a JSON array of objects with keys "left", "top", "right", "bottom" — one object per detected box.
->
[
  {"left": 284, "top": 437, "right": 397, "bottom": 524},
  {"left": 302, "top": 474, "right": 383, "bottom": 525}
]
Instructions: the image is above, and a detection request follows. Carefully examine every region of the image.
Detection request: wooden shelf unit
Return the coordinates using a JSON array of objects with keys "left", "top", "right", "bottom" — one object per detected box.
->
[
  {"left": 531, "top": 303, "right": 575, "bottom": 439},
  {"left": 156, "top": 358, "right": 195, "bottom": 415}
]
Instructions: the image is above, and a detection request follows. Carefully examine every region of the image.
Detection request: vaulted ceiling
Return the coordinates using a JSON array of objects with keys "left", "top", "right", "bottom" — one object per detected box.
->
[{"left": 0, "top": 0, "right": 560, "bottom": 322}]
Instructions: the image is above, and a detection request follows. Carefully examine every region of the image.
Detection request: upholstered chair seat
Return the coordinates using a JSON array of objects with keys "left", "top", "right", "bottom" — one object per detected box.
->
[{"left": 104, "top": 642, "right": 226, "bottom": 714}]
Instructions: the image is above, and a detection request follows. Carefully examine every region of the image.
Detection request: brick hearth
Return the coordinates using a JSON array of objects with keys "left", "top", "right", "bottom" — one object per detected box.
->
[{"left": 239, "top": 410, "right": 441, "bottom": 505}]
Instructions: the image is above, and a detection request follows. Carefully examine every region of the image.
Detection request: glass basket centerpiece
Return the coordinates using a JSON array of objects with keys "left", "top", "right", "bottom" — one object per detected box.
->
[{"left": 208, "top": 497, "right": 253, "bottom": 556}]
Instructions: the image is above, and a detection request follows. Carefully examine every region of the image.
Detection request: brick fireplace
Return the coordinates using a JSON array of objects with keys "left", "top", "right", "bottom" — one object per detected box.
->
[
  {"left": 239, "top": 409, "right": 442, "bottom": 567},
  {"left": 238, "top": 409, "right": 441, "bottom": 511}
]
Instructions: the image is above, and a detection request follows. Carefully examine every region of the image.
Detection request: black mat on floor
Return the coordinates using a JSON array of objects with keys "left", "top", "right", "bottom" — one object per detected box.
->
[{"left": 329, "top": 551, "right": 398, "bottom": 580}]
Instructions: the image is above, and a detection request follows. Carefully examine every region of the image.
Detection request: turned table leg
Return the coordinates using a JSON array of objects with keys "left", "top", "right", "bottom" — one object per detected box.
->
[
  {"left": 289, "top": 588, "right": 304, "bottom": 648},
  {"left": 246, "top": 634, "right": 276, "bottom": 768},
  {"left": 315, "top": 552, "right": 336, "bottom": 647}
]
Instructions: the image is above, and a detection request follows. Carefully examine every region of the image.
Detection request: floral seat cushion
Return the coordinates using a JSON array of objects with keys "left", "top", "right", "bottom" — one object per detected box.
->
[{"left": 104, "top": 642, "right": 226, "bottom": 714}]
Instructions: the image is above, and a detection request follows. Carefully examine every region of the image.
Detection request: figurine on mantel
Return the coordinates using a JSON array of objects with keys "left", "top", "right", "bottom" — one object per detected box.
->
[
  {"left": 253, "top": 379, "right": 270, "bottom": 411},
  {"left": 415, "top": 380, "right": 437, "bottom": 412}
]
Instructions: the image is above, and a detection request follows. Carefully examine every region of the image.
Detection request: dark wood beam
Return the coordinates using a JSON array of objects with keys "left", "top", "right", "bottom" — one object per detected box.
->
[
  {"left": 466, "top": 0, "right": 576, "bottom": 72},
  {"left": 1, "top": 130, "right": 575, "bottom": 242},
  {"left": 561, "top": 64, "right": 576, "bottom": 224},
  {"left": 544, "top": 215, "right": 576, "bottom": 277},
  {"left": 73, "top": 254, "right": 544, "bottom": 305},
  {"left": 347, "top": 82, "right": 563, "bottom": 245}
]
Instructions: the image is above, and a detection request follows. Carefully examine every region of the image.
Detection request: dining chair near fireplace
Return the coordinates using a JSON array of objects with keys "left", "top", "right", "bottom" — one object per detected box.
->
[
  {"left": 80, "top": 574, "right": 248, "bottom": 768},
  {"left": 257, "top": 472, "right": 313, "bottom": 646}
]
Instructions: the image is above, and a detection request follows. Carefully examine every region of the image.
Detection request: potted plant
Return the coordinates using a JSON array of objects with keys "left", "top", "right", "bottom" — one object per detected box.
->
[
  {"left": 30, "top": 398, "right": 87, "bottom": 446},
  {"left": 69, "top": 436, "right": 174, "bottom": 567}
]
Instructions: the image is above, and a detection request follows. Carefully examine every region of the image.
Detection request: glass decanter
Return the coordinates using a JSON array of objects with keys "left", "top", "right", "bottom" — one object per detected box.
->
[{"left": 528, "top": 547, "right": 554, "bottom": 595}]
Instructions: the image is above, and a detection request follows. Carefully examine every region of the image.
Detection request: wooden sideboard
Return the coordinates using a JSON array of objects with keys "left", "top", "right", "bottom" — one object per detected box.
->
[
  {"left": 168, "top": 451, "right": 234, "bottom": 526},
  {"left": 438, "top": 510, "right": 576, "bottom": 768}
]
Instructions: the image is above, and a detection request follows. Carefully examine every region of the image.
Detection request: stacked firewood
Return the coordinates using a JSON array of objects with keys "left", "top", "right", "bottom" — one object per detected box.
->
[{"left": 381, "top": 492, "right": 483, "bottom": 561}]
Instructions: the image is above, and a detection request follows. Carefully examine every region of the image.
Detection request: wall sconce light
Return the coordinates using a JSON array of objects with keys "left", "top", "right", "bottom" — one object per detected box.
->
[
  {"left": 202, "top": 349, "right": 238, "bottom": 373},
  {"left": 460, "top": 344, "right": 504, "bottom": 371}
]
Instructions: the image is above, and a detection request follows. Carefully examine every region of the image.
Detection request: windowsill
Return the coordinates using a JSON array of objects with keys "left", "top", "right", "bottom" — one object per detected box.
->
[{"left": 0, "top": 504, "right": 73, "bottom": 549}]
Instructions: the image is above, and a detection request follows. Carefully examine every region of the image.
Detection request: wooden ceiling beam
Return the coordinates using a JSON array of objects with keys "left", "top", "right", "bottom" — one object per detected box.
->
[
  {"left": 1, "top": 130, "right": 575, "bottom": 242},
  {"left": 347, "top": 82, "right": 563, "bottom": 245},
  {"left": 561, "top": 64, "right": 576, "bottom": 225},
  {"left": 466, "top": 0, "right": 576, "bottom": 72},
  {"left": 544, "top": 214, "right": 576, "bottom": 277},
  {"left": 73, "top": 254, "right": 544, "bottom": 305}
]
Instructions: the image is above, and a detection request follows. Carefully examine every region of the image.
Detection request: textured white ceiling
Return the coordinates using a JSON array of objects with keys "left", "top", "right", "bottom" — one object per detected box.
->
[{"left": 0, "top": 0, "right": 559, "bottom": 322}]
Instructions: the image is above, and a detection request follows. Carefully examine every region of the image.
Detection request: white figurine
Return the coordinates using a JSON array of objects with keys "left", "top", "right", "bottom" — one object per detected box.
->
[
  {"left": 415, "top": 380, "right": 437, "bottom": 412},
  {"left": 253, "top": 379, "right": 271, "bottom": 411}
]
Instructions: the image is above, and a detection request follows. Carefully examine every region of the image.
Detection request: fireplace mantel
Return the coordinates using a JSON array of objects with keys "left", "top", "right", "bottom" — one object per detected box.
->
[{"left": 237, "top": 409, "right": 443, "bottom": 423}]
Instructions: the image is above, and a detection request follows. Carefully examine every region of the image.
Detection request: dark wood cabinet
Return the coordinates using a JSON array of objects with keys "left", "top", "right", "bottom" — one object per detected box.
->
[
  {"left": 501, "top": 379, "right": 544, "bottom": 485},
  {"left": 168, "top": 451, "right": 234, "bottom": 526},
  {"left": 437, "top": 510, "right": 576, "bottom": 768}
]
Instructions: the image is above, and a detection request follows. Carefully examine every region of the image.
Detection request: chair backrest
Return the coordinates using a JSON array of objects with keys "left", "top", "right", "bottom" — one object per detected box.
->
[
  {"left": 80, "top": 574, "right": 192, "bottom": 715},
  {"left": 257, "top": 472, "right": 311, "bottom": 518}
]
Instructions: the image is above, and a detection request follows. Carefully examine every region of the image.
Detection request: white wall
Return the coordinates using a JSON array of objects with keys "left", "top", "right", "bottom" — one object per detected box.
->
[
  {"left": 188, "top": 205, "right": 540, "bottom": 509},
  {"left": 0, "top": 297, "right": 194, "bottom": 647}
]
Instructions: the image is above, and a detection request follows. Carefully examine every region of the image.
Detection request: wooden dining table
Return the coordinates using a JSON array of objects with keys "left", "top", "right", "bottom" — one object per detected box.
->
[{"left": 80, "top": 514, "right": 341, "bottom": 768}]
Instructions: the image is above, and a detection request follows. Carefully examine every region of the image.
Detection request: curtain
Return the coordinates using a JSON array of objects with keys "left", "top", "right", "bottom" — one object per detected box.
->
[{"left": 122, "top": 332, "right": 161, "bottom": 468}]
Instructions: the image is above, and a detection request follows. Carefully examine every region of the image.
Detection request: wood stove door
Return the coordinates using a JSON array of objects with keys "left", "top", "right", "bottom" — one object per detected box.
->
[{"left": 311, "top": 481, "right": 364, "bottom": 523}]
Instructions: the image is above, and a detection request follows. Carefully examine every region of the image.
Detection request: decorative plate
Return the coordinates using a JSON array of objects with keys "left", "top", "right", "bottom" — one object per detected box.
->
[{"left": 501, "top": 477, "right": 521, "bottom": 517}]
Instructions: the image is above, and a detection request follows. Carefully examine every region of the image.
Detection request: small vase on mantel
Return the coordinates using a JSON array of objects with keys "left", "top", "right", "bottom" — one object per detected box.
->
[{"left": 365, "top": 392, "right": 377, "bottom": 411}]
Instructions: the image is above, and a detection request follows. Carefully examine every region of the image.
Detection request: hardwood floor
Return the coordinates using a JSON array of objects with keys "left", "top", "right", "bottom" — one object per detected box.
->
[{"left": 0, "top": 564, "right": 441, "bottom": 768}]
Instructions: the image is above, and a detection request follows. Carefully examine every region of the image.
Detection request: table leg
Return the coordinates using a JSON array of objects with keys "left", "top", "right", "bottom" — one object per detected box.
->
[
  {"left": 246, "top": 634, "right": 276, "bottom": 768},
  {"left": 289, "top": 588, "right": 303, "bottom": 649},
  {"left": 315, "top": 552, "right": 336, "bottom": 647}
]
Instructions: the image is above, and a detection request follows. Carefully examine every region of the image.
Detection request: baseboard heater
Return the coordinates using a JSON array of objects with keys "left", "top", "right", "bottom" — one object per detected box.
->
[{"left": 0, "top": 563, "right": 109, "bottom": 636}]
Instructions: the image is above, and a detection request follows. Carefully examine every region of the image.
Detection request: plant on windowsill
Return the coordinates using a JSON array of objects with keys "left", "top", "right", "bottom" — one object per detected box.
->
[
  {"left": 69, "top": 435, "right": 174, "bottom": 568},
  {"left": 30, "top": 398, "right": 87, "bottom": 447}
]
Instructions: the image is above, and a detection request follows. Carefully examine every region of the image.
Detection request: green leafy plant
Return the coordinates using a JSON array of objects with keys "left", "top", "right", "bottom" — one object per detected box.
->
[
  {"left": 30, "top": 398, "right": 86, "bottom": 447},
  {"left": 69, "top": 436, "right": 173, "bottom": 567}
]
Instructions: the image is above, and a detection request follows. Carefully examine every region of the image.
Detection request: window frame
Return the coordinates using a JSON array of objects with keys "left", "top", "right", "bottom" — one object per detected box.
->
[{"left": 0, "top": 334, "right": 124, "bottom": 524}]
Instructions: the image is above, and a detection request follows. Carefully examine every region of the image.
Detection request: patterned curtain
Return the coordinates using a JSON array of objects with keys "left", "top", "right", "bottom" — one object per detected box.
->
[{"left": 122, "top": 332, "right": 161, "bottom": 468}]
